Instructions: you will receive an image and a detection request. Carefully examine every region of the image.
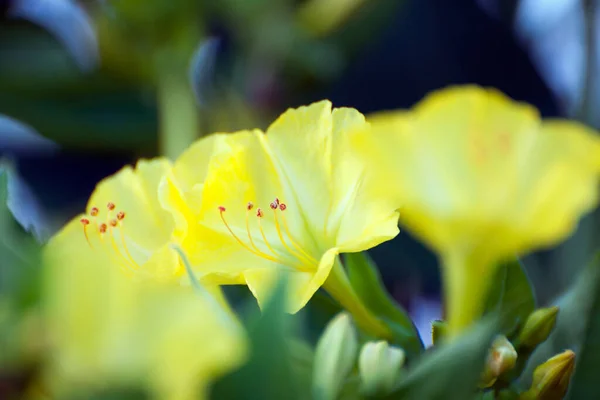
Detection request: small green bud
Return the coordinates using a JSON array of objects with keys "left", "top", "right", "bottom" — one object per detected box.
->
[
  {"left": 431, "top": 320, "right": 448, "bottom": 345},
  {"left": 312, "top": 313, "right": 358, "bottom": 400},
  {"left": 520, "top": 350, "right": 575, "bottom": 400},
  {"left": 480, "top": 336, "right": 518, "bottom": 388},
  {"left": 517, "top": 307, "right": 559, "bottom": 349},
  {"left": 358, "top": 340, "right": 406, "bottom": 396}
]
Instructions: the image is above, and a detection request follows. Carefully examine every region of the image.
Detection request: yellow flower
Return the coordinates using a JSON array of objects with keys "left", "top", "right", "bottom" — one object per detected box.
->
[
  {"left": 43, "top": 215, "right": 247, "bottom": 400},
  {"left": 353, "top": 86, "right": 600, "bottom": 337},
  {"left": 71, "top": 158, "right": 182, "bottom": 282},
  {"left": 162, "top": 101, "right": 400, "bottom": 337}
]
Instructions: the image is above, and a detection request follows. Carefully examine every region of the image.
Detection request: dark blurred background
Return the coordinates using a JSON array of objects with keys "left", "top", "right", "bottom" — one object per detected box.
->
[{"left": 1, "top": 0, "right": 598, "bottom": 344}]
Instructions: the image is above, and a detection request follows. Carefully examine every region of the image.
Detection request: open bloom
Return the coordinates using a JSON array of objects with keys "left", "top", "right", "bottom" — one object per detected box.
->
[
  {"left": 43, "top": 216, "right": 247, "bottom": 400},
  {"left": 352, "top": 86, "right": 600, "bottom": 336},
  {"left": 71, "top": 158, "right": 182, "bottom": 281},
  {"left": 162, "top": 101, "right": 400, "bottom": 336}
]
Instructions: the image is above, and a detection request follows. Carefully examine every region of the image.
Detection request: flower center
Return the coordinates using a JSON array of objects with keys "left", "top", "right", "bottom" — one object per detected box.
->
[
  {"left": 80, "top": 201, "right": 140, "bottom": 273},
  {"left": 218, "top": 198, "right": 317, "bottom": 271}
]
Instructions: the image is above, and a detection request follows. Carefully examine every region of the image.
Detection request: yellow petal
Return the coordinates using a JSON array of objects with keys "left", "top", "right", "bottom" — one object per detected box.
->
[
  {"left": 243, "top": 247, "right": 338, "bottom": 313},
  {"left": 88, "top": 158, "right": 175, "bottom": 252},
  {"left": 326, "top": 107, "right": 400, "bottom": 252},
  {"left": 266, "top": 100, "right": 334, "bottom": 238},
  {"left": 43, "top": 218, "right": 247, "bottom": 398}
]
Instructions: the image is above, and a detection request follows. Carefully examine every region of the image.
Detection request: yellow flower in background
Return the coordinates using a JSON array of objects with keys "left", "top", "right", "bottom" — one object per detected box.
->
[
  {"left": 352, "top": 86, "right": 600, "bottom": 337},
  {"left": 162, "top": 101, "right": 400, "bottom": 337},
  {"left": 43, "top": 218, "right": 247, "bottom": 400},
  {"left": 74, "top": 158, "right": 183, "bottom": 282}
]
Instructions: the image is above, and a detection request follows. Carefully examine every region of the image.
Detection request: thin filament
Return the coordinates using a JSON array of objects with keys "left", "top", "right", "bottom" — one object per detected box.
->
[
  {"left": 246, "top": 210, "right": 283, "bottom": 262},
  {"left": 279, "top": 211, "right": 318, "bottom": 264},
  {"left": 118, "top": 224, "right": 141, "bottom": 269},
  {"left": 82, "top": 225, "right": 93, "bottom": 249},
  {"left": 220, "top": 210, "right": 279, "bottom": 263},
  {"left": 272, "top": 209, "right": 314, "bottom": 266}
]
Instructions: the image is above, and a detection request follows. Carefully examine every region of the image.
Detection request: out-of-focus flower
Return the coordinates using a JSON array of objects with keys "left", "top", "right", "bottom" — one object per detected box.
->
[
  {"left": 163, "top": 101, "right": 399, "bottom": 336},
  {"left": 358, "top": 340, "right": 405, "bottom": 396},
  {"left": 59, "top": 159, "right": 184, "bottom": 282},
  {"left": 518, "top": 307, "right": 559, "bottom": 350},
  {"left": 312, "top": 313, "right": 358, "bottom": 400},
  {"left": 480, "top": 336, "right": 518, "bottom": 388},
  {"left": 352, "top": 86, "right": 600, "bottom": 337},
  {"left": 43, "top": 218, "right": 247, "bottom": 400},
  {"left": 520, "top": 350, "right": 576, "bottom": 400}
]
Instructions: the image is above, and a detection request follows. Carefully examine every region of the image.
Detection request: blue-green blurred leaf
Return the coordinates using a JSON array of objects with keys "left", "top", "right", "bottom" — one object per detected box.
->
[
  {"left": 383, "top": 317, "right": 499, "bottom": 400},
  {"left": 485, "top": 258, "right": 536, "bottom": 333},
  {"left": 520, "top": 256, "right": 600, "bottom": 390},
  {"left": 210, "top": 278, "right": 311, "bottom": 400},
  {"left": 566, "top": 253, "right": 600, "bottom": 399},
  {"left": 345, "top": 252, "right": 423, "bottom": 359}
]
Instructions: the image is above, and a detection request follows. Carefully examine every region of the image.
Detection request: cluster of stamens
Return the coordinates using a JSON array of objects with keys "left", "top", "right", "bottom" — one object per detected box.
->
[
  {"left": 218, "top": 198, "right": 317, "bottom": 270},
  {"left": 80, "top": 202, "right": 139, "bottom": 271}
]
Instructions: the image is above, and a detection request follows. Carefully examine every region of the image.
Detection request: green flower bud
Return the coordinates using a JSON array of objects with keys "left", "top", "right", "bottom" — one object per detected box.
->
[
  {"left": 312, "top": 313, "right": 358, "bottom": 400},
  {"left": 358, "top": 340, "right": 406, "bottom": 396},
  {"left": 517, "top": 307, "right": 559, "bottom": 349},
  {"left": 480, "top": 336, "right": 518, "bottom": 388},
  {"left": 520, "top": 350, "right": 575, "bottom": 400},
  {"left": 431, "top": 320, "right": 448, "bottom": 345}
]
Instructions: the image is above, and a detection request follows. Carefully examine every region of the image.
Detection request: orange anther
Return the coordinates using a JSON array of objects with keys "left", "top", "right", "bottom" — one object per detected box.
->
[
  {"left": 80, "top": 218, "right": 90, "bottom": 225},
  {"left": 218, "top": 206, "right": 226, "bottom": 212},
  {"left": 99, "top": 223, "right": 107, "bottom": 234},
  {"left": 117, "top": 211, "right": 125, "bottom": 220},
  {"left": 107, "top": 202, "right": 116, "bottom": 211},
  {"left": 257, "top": 208, "right": 264, "bottom": 218},
  {"left": 109, "top": 219, "right": 118, "bottom": 227},
  {"left": 269, "top": 201, "right": 278, "bottom": 210},
  {"left": 279, "top": 203, "right": 287, "bottom": 211},
  {"left": 90, "top": 207, "right": 99, "bottom": 217},
  {"left": 247, "top": 202, "right": 254, "bottom": 210}
]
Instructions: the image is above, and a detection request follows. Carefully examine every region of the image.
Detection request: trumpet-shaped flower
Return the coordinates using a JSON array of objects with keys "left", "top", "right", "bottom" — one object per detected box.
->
[
  {"left": 43, "top": 215, "right": 247, "bottom": 400},
  {"left": 71, "top": 158, "right": 182, "bottom": 281},
  {"left": 352, "top": 86, "right": 600, "bottom": 336},
  {"left": 162, "top": 101, "right": 400, "bottom": 336}
]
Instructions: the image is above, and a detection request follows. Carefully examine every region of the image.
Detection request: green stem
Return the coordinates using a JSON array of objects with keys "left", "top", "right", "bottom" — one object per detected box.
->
[
  {"left": 157, "top": 68, "right": 200, "bottom": 159},
  {"left": 442, "top": 251, "right": 494, "bottom": 338},
  {"left": 323, "top": 258, "right": 391, "bottom": 339}
]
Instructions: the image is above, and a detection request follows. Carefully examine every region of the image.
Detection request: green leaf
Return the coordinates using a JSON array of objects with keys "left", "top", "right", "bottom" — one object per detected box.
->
[
  {"left": 344, "top": 252, "right": 423, "bottom": 358},
  {"left": 210, "top": 278, "right": 311, "bottom": 400},
  {"left": 566, "top": 253, "right": 600, "bottom": 400},
  {"left": 519, "top": 255, "right": 600, "bottom": 391},
  {"left": 485, "top": 258, "right": 535, "bottom": 334},
  {"left": 0, "top": 165, "right": 41, "bottom": 309},
  {"left": 383, "top": 317, "right": 499, "bottom": 400}
]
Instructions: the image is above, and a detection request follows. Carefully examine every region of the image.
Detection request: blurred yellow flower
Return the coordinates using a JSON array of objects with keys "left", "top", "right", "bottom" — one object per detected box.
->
[
  {"left": 43, "top": 217, "right": 247, "bottom": 400},
  {"left": 162, "top": 101, "right": 399, "bottom": 337},
  {"left": 71, "top": 158, "right": 182, "bottom": 282},
  {"left": 353, "top": 86, "right": 600, "bottom": 336}
]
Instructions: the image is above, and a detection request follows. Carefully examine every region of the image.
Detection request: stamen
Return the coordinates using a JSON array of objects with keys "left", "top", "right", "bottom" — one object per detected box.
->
[
  {"left": 109, "top": 219, "right": 118, "bottom": 228},
  {"left": 246, "top": 205, "right": 279, "bottom": 260},
  {"left": 278, "top": 204, "right": 318, "bottom": 264},
  {"left": 271, "top": 207, "right": 313, "bottom": 265},
  {"left": 114, "top": 211, "right": 140, "bottom": 269},
  {"left": 90, "top": 207, "right": 99, "bottom": 217},
  {"left": 107, "top": 202, "right": 115, "bottom": 211},
  {"left": 80, "top": 218, "right": 93, "bottom": 249},
  {"left": 247, "top": 202, "right": 254, "bottom": 210},
  {"left": 218, "top": 206, "right": 278, "bottom": 263},
  {"left": 256, "top": 209, "right": 280, "bottom": 257},
  {"left": 99, "top": 223, "right": 107, "bottom": 237}
]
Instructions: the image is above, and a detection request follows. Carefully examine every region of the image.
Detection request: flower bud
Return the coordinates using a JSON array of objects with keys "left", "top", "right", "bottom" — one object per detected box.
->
[
  {"left": 480, "top": 336, "right": 518, "bottom": 388},
  {"left": 431, "top": 320, "right": 448, "bottom": 345},
  {"left": 520, "top": 350, "right": 575, "bottom": 400},
  {"left": 359, "top": 340, "right": 406, "bottom": 396},
  {"left": 517, "top": 307, "right": 559, "bottom": 349},
  {"left": 312, "top": 313, "right": 358, "bottom": 400}
]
